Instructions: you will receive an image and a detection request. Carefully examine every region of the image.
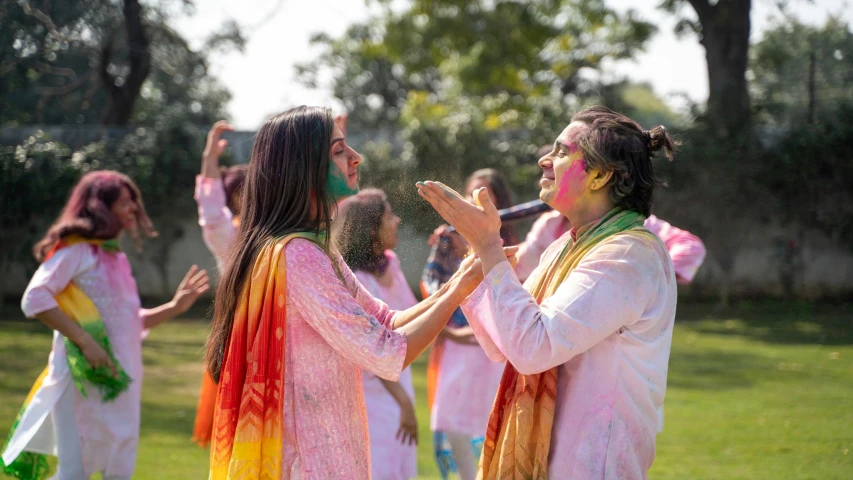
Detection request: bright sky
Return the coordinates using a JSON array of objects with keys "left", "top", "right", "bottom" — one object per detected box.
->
[{"left": 173, "top": 0, "right": 852, "bottom": 129}]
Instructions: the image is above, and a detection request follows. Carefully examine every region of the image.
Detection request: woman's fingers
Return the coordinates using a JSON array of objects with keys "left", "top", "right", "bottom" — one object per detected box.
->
[
  {"left": 180, "top": 265, "right": 198, "bottom": 288},
  {"left": 190, "top": 268, "right": 208, "bottom": 287},
  {"left": 106, "top": 357, "right": 118, "bottom": 378}
]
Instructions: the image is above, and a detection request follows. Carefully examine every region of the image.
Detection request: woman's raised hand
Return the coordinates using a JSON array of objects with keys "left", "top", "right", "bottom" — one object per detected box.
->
[
  {"left": 201, "top": 120, "right": 235, "bottom": 178},
  {"left": 171, "top": 265, "right": 210, "bottom": 314}
]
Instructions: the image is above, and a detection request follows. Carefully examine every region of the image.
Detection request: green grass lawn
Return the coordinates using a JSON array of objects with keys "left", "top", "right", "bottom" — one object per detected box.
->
[{"left": 1, "top": 301, "right": 851, "bottom": 479}]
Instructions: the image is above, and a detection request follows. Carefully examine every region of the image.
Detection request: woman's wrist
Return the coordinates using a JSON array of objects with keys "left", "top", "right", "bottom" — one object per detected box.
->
[
  {"left": 72, "top": 330, "right": 95, "bottom": 350},
  {"left": 200, "top": 155, "right": 221, "bottom": 178}
]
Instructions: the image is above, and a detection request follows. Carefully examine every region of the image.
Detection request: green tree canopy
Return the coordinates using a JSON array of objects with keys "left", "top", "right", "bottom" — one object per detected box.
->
[
  {"left": 0, "top": 0, "right": 243, "bottom": 126},
  {"left": 300, "top": 0, "right": 664, "bottom": 229}
]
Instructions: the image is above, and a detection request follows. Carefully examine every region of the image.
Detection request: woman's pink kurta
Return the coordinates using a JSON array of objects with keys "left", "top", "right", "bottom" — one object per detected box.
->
[
  {"left": 354, "top": 251, "right": 418, "bottom": 480},
  {"left": 17, "top": 243, "right": 149, "bottom": 478},
  {"left": 279, "top": 239, "right": 408, "bottom": 479},
  {"left": 429, "top": 339, "right": 504, "bottom": 437}
]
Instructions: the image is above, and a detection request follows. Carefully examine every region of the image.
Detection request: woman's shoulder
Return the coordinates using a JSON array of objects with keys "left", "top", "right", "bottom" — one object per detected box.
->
[
  {"left": 282, "top": 237, "right": 331, "bottom": 266},
  {"left": 32, "top": 241, "right": 100, "bottom": 283},
  {"left": 384, "top": 249, "right": 400, "bottom": 264},
  {"left": 46, "top": 241, "right": 98, "bottom": 266}
]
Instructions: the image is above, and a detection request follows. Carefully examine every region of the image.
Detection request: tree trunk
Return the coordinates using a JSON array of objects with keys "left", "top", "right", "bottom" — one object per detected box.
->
[
  {"left": 807, "top": 51, "right": 816, "bottom": 124},
  {"left": 100, "top": 0, "right": 151, "bottom": 125},
  {"left": 689, "top": 0, "right": 752, "bottom": 139}
]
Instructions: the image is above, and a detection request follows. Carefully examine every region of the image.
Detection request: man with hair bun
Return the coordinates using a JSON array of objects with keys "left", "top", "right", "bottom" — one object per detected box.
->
[
  {"left": 515, "top": 150, "right": 706, "bottom": 285},
  {"left": 417, "top": 106, "right": 681, "bottom": 479}
]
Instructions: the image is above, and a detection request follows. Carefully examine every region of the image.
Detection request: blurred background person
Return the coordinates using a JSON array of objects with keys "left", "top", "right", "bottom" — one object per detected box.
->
[
  {"left": 195, "top": 120, "right": 247, "bottom": 269},
  {"left": 192, "top": 120, "right": 248, "bottom": 447},
  {"left": 2, "top": 171, "right": 208, "bottom": 480},
  {"left": 334, "top": 188, "right": 418, "bottom": 480},
  {"left": 421, "top": 169, "right": 519, "bottom": 480}
]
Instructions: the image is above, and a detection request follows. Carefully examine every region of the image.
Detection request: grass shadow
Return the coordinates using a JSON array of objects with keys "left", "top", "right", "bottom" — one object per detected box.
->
[
  {"left": 675, "top": 301, "right": 853, "bottom": 346},
  {"left": 666, "top": 350, "right": 774, "bottom": 390}
]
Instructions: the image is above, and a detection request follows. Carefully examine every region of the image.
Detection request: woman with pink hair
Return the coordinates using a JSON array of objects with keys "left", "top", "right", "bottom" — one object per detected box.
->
[{"left": 2, "top": 171, "right": 209, "bottom": 480}]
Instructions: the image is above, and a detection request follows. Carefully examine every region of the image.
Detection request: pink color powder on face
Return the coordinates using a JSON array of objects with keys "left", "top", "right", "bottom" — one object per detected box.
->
[{"left": 553, "top": 146, "right": 588, "bottom": 209}]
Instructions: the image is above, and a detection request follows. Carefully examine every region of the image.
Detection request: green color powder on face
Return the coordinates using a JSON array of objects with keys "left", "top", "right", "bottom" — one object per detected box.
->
[{"left": 327, "top": 161, "right": 359, "bottom": 199}]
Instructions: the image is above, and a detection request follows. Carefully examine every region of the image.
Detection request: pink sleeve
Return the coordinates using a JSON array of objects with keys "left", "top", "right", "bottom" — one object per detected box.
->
[
  {"left": 644, "top": 215, "right": 707, "bottom": 284},
  {"left": 21, "top": 243, "right": 96, "bottom": 318},
  {"left": 461, "top": 298, "right": 507, "bottom": 363},
  {"left": 286, "top": 240, "right": 406, "bottom": 381},
  {"left": 334, "top": 252, "right": 398, "bottom": 328},
  {"left": 194, "top": 175, "right": 237, "bottom": 265},
  {"left": 515, "top": 211, "right": 566, "bottom": 283}
]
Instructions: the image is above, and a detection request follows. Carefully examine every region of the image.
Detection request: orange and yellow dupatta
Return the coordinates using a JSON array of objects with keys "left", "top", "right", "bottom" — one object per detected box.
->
[
  {"left": 478, "top": 208, "right": 655, "bottom": 480},
  {"left": 209, "top": 233, "right": 321, "bottom": 480}
]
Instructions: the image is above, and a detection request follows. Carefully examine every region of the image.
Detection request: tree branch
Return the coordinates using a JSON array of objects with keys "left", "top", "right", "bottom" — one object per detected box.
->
[
  {"left": 33, "top": 70, "right": 93, "bottom": 96},
  {"left": 33, "top": 62, "right": 78, "bottom": 82},
  {"left": 98, "top": 29, "right": 119, "bottom": 96},
  {"left": 685, "top": 0, "right": 713, "bottom": 24},
  {"left": 21, "top": 0, "right": 69, "bottom": 41}
]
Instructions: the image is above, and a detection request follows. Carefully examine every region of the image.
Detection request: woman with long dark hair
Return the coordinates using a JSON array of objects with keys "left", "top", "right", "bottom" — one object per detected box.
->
[
  {"left": 421, "top": 168, "right": 520, "bottom": 480},
  {"left": 204, "top": 106, "right": 513, "bottom": 480},
  {"left": 334, "top": 189, "right": 418, "bottom": 480},
  {"left": 191, "top": 117, "right": 351, "bottom": 447},
  {"left": 1, "top": 171, "right": 209, "bottom": 480}
]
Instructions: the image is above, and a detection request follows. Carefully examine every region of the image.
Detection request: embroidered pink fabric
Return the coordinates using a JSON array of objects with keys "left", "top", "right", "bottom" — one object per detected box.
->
[{"left": 279, "top": 239, "right": 408, "bottom": 479}]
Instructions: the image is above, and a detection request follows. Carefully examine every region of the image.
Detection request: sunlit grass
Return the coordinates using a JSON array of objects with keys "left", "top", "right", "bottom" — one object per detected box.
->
[{"left": 1, "top": 302, "right": 851, "bottom": 479}]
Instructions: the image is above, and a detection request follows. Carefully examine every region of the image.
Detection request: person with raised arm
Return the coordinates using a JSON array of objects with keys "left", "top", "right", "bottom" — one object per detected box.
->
[{"left": 1, "top": 171, "right": 209, "bottom": 480}]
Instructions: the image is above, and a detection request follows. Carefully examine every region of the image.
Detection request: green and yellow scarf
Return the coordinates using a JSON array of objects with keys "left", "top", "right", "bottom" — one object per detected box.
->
[
  {"left": 1, "top": 237, "right": 132, "bottom": 480},
  {"left": 478, "top": 208, "right": 657, "bottom": 480}
]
